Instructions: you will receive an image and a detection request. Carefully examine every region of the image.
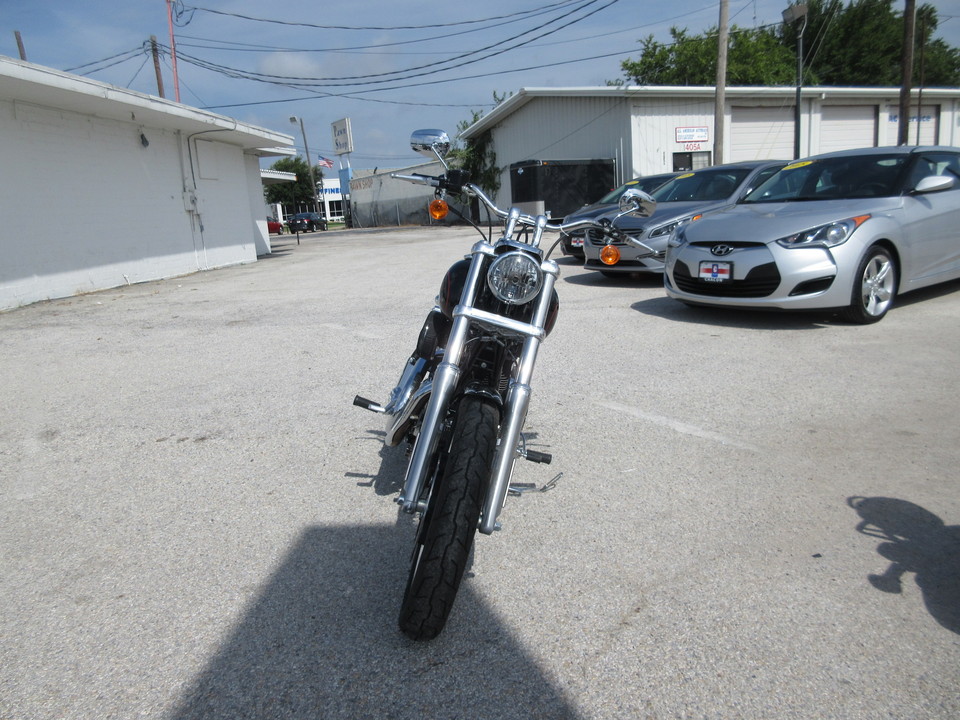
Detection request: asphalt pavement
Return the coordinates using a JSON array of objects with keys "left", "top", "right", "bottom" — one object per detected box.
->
[{"left": 2, "top": 226, "right": 959, "bottom": 719}]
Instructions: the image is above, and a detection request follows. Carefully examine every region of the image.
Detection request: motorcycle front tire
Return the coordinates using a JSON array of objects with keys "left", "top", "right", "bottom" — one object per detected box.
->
[{"left": 399, "top": 395, "right": 498, "bottom": 641}]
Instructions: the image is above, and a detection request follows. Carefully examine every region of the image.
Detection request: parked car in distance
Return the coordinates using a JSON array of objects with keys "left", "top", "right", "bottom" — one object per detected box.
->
[
  {"left": 560, "top": 172, "right": 679, "bottom": 258},
  {"left": 583, "top": 161, "right": 786, "bottom": 276},
  {"left": 287, "top": 212, "right": 328, "bottom": 233},
  {"left": 664, "top": 146, "right": 960, "bottom": 323},
  {"left": 267, "top": 217, "right": 284, "bottom": 234}
]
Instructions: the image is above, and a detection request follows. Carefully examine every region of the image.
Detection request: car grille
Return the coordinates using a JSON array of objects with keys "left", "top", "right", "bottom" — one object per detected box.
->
[
  {"left": 586, "top": 228, "right": 626, "bottom": 247},
  {"left": 673, "top": 260, "right": 781, "bottom": 298}
]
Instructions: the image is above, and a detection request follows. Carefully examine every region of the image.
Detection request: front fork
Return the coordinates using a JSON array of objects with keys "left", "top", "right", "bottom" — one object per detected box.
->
[{"left": 398, "top": 242, "right": 558, "bottom": 536}]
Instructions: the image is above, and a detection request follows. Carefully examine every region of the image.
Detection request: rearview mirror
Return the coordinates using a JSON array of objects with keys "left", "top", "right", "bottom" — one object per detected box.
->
[
  {"left": 410, "top": 129, "right": 451, "bottom": 160},
  {"left": 618, "top": 188, "right": 656, "bottom": 218}
]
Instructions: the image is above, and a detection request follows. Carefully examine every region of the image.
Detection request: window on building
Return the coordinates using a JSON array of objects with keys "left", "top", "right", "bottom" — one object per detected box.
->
[{"left": 673, "top": 151, "right": 711, "bottom": 172}]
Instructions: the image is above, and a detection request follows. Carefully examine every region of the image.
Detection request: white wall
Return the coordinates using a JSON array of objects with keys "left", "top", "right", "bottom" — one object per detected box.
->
[{"left": 0, "top": 99, "right": 264, "bottom": 310}]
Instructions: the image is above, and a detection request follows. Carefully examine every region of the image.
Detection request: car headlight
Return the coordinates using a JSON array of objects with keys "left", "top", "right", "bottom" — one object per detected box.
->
[
  {"left": 650, "top": 213, "right": 703, "bottom": 239},
  {"left": 487, "top": 251, "right": 543, "bottom": 305},
  {"left": 775, "top": 215, "right": 871, "bottom": 249}
]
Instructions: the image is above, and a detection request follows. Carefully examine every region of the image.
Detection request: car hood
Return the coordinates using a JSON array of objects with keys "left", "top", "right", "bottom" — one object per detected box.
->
[
  {"left": 681, "top": 197, "right": 905, "bottom": 244},
  {"left": 607, "top": 199, "right": 732, "bottom": 232},
  {"left": 565, "top": 203, "right": 616, "bottom": 222}
]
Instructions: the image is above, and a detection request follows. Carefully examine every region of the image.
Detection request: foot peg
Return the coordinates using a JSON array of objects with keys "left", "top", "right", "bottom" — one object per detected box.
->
[
  {"left": 522, "top": 449, "right": 552, "bottom": 464},
  {"left": 353, "top": 395, "right": 386, "bottom": 413}
]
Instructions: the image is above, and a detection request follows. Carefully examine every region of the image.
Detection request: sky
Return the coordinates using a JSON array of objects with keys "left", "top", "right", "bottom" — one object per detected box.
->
[{"left": 3, "top": 0, "right": 960, "bottom": 170}]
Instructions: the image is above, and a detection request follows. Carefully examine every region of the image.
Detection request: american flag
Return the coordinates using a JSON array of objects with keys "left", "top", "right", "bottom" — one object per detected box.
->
[{"left": 318, "top": 157, "right": 334, "bottom": 169}]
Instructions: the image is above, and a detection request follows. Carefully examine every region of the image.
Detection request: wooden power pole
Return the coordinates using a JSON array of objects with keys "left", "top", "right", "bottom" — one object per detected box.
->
[
  {"left": 898, "top": 0, "right": 917, "bottom": 145},
  {"left": 714, "top": 0, "right": 729, "bottom": 165}
]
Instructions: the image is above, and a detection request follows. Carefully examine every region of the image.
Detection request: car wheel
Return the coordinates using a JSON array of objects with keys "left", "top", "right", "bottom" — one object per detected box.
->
[{"left": 840, "top": 246, "right": 897, "bottom": 324}]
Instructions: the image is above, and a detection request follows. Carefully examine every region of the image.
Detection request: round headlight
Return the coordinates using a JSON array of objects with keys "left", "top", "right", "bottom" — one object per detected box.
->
[{"left": 487, "top": 252, "right": 543, "bottom": 305}]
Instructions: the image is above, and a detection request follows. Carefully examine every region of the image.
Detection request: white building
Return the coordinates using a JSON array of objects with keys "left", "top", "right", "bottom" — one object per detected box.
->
[
  {"left": 0, "top": 56, "right": 294, "bottom": 311},
  {"left": 461, "top": 86, "right": 960, "bottom": 212}
]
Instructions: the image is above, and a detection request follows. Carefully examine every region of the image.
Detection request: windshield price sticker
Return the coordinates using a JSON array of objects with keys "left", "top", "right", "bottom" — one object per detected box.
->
[{"left": 699, "top": 261, "right": 732, "bottom": 282}]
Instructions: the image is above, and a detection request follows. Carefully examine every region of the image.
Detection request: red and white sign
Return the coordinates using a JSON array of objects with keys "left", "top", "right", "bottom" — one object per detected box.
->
[{"left": 676, "top": 126, "right": 710, "bottom": 143}]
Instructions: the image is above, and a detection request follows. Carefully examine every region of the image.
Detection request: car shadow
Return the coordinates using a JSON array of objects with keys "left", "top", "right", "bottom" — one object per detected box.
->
[
  {"left": 167, "top": 522, "right": 582, "bottom": 720},
  {"left": 894, "top": 277, "right": 960, "bottom": 308},
  {"left": 630, "top": 296, "right": 838, "bottom": 330},
  {"left": 562, "top": 271, "right": 663, "bottom": 288},
  {"left": 848, "top": 496, "right": 960, "bottom": 634}
]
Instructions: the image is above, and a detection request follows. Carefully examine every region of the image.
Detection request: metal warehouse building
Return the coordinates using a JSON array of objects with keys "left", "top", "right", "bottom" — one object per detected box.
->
[{"left": 460, "top": 86, "right": 960, "bottom": 215}]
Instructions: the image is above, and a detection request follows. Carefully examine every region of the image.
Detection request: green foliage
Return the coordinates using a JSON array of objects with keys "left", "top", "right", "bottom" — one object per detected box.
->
[
  {"left": 450, "top": 92, "right": 512, "bottom": 196},
  {"left": 618, "top": 0, "right": 959, "bottom": 87},
  {"left": 264, "top": 155, "right": 325, "bottom": 206}
]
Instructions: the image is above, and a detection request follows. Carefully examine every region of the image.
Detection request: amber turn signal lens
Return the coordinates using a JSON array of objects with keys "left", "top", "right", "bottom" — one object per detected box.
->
[
  {"left": 600, "top": 245, "right": 620, "bottom": 266},
  {"left": 429, "top": 198, "right": 449, "bottom": 220}
]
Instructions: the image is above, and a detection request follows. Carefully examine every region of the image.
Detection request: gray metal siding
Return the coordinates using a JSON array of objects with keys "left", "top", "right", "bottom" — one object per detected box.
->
[{"left": 489, "top": 96, "right": 631, "bottom": 207}]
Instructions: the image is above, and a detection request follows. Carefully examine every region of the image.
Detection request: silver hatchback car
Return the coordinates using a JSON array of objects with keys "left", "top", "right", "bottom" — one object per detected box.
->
[{"left": 664, "top": 146, "right": 960, "bottom": 323}]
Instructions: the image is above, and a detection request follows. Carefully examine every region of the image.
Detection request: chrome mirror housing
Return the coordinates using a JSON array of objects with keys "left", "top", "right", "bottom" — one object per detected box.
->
[
  {"left": 618, "top": 188, "right": 656, "bottom": 218},
  {"left": 410, "top": 129, "right": 451, "bottom": 160}
]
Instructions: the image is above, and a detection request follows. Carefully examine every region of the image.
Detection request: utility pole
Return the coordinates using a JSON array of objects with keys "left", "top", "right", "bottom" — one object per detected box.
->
[
  {"left": 14, "top": 31, "right": 27, "bottom": 60},
  {"left": 150, "top": 36, "right": 165, "bottom": 98},
  {"left": 165, "top": 0, "right": 181, "bottom": 102},
  {"left": 290, "top": 116, "right": 322, "bottom": 220},
  {"left": 714, "top": 0, "right": 729, "bottom": 165},
  {"left": 782, "top": 3, "right": 808, "bottom": 159},
  {"left": 915, "top": 12, "right": 926, "bottom": 145},
  {"left": 898, "top": 0, "right": 917, "bottom": 145}
]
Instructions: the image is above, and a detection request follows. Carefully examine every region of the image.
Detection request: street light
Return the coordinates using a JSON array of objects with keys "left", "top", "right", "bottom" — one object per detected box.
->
[
  {"left": 782, "top": 3, "right": 808, "bottom": 159},
  {"left": 289, "top": 115, "right": 322, "bottom": 219}
]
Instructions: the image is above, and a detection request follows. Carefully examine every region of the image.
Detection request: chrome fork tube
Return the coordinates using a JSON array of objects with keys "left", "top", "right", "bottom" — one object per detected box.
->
[
  {"left": 478, "top": 261, "right": 558, "bottom": 535},
  {"left": 398, "top": 243, "right": 491, "bottom": 513}
]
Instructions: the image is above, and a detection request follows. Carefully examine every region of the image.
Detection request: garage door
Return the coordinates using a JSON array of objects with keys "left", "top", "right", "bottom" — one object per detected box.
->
[
  {"left": 730, "top": 106, "right": 794, "bottom": 161},
  {"left": 820, "top": 105, "right": 877, "bottom": 152}
]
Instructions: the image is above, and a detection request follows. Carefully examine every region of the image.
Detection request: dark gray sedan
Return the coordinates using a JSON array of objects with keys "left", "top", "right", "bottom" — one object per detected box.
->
[{"left": 584, "top": 161, "right": 786, "bottom": 276}]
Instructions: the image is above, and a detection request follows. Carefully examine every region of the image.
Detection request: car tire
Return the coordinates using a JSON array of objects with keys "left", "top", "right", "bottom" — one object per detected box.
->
[{"left": 840, "top": 246, "right": 897, "bottom": 324}]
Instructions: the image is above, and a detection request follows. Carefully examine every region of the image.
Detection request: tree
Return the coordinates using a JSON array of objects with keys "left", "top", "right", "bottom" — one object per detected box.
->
[
  {"left": 448, "top": 91, "right": 512, "bottom": 197},
  {"left": 264, "top": 156, "right": 325, "bottom": 208},
  {"left": 618, "top": 0, "right": 959, "bottom": 88}
]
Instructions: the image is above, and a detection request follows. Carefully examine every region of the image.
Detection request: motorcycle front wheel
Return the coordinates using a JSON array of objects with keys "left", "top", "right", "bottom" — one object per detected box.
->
[{"left": 398, "top": 395, "right": 498, "bottom": 641}]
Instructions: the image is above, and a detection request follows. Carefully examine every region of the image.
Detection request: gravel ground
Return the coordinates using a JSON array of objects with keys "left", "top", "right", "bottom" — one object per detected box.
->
[{"left": 1, "top": 226, "right": 958, "bottom": 719}]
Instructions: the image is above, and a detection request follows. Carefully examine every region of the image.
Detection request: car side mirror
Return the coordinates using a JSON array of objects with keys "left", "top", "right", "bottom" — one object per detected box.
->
[
  {"left": 914, "top": 175, "right": 955, "bottom": 194},
  {"left": 617, "top": 188, "right": 656, "bottom": 218}
]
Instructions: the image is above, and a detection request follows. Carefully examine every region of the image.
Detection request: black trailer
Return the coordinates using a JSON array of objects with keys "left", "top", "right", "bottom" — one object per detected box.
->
[{"left": 509, "top": 158, "right": 616, "bottom": 222}]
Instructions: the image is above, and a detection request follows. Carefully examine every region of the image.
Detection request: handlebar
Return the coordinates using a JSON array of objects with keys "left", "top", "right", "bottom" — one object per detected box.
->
[{"left": 390, "top": 171, "right": 657, "bottom": 256}]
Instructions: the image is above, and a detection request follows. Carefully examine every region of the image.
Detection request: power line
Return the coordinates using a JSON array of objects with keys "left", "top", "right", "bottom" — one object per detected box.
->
[
  {"left": 165, "top": 0, "right": 617, "bottom": 90},
  {"left": 181, "top": 0, "right": 585, "bottom": 31}
]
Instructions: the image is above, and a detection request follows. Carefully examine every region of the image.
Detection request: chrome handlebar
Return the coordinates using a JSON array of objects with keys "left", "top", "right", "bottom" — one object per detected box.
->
[{"left": 390, "top": 172, "right": 656, "bottom": 256}]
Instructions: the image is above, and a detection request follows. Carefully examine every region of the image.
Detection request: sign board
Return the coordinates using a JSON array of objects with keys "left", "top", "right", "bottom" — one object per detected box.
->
[
  {"left": 332, "top": 118, "right": 354, "bottom": 155},
  {"left": 675, "top": 126, "right": 710, "bottom": 143}
]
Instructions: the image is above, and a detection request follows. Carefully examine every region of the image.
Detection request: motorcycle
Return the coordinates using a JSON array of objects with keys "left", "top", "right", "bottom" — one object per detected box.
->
[{"left": 354, "top": 129, "right": 656, "bottom": 640}]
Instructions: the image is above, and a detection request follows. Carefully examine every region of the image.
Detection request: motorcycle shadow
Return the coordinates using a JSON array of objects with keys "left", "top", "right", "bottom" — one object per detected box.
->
[
  {"left": 167, "top": 523, "right": 582, "bottom": 719},
  {"left": 348, "top": 429, "right": 406, "bottom": 497}
]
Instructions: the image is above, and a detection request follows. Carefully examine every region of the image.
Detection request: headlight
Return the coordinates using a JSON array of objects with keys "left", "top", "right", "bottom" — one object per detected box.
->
[
  {"left": 649, "top": 213, "right": 702, "bottom": 239},
  {"left": 775, "top": 215, "right": 871, "bottom": 249},
  {"left": 487, "top": 252, "right": 543, "bottom": 305}
]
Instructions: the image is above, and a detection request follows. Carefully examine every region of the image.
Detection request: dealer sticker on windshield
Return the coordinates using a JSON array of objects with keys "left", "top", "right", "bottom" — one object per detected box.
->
[{"left": 699, "top": 261, "right": 731, "bottom": 282}]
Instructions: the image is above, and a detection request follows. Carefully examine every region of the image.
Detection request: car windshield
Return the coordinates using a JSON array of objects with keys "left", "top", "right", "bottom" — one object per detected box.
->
[
  {"left": 595, "top": 180, "right": 640, "bottom": 204},
  {"left": 742, "top": 154, "right": 908, "bottom": 203},
  {"left": 651, "top": 168, "right": 751, "bottom": 203}
]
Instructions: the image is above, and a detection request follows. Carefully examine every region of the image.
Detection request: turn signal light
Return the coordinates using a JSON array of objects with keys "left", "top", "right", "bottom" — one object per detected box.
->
[
  {"left": 429, "top": 198, "right": 449, "bottom": 220},
  {"left": 600, "top": 245, "right": 620, "bottom": 265}
]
